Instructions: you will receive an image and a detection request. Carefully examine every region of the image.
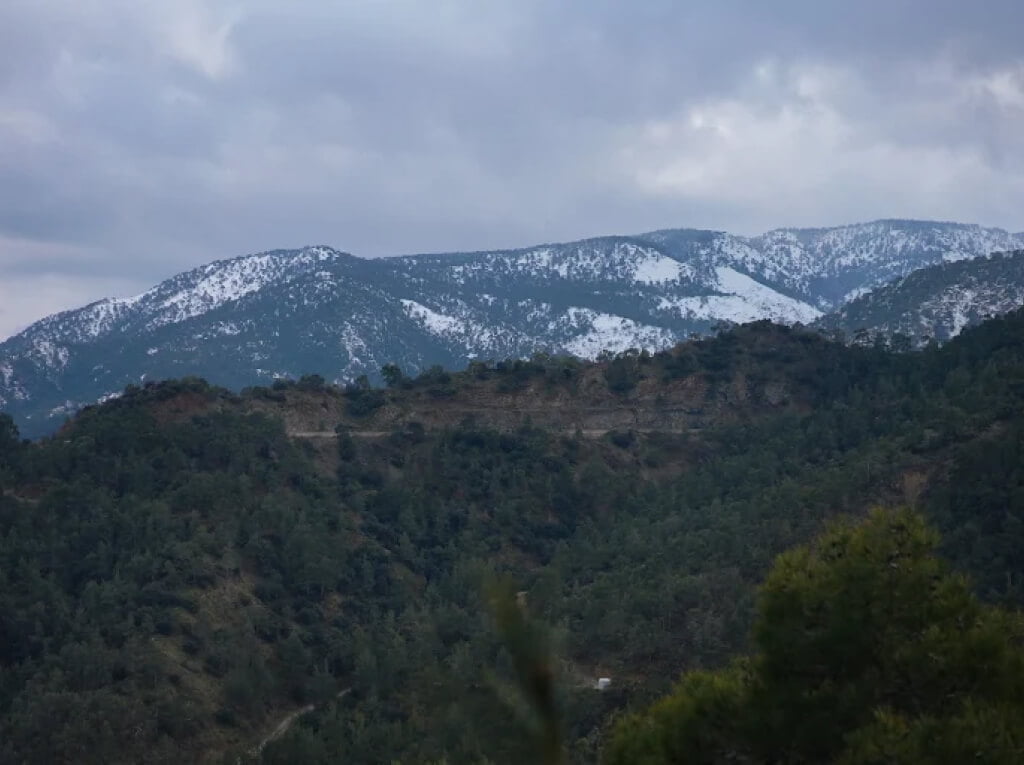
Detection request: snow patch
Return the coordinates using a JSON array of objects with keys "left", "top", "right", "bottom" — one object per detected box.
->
[
  {"left": 157, "top": 255, "right": 278, "bottom": 323},
  {"left": 655, "top": 268, "right": 821, "bottom": 325},
  {"left": 520, "top": 248, "right": 568, "bottom": 277},
  {"left": 842, "top": 286, "right": 873, "bottom": 303},
  {"left": 0, "top": 363, "right": 29, "bottom": 401},
  {"left": 633, "top": 251, "right": 689, "bottom": 284},
  {"left": 714, "top": 267, "right": 821, "bottom": 322},
  {"left": 340, "top": 323, "right": 371, "bottom": 366},
  {"left": 657, "top": 295, "right": 768, "bottom": 324},
  {"left": 401, "top": 299, "right": 463, "bottom": 335},
  {"left": 562, "top": 308, "right": 675, "bottom": 358},
  {"left": 947, "top": 289, "right": 977, "bottom": 335},
  {"left": 29, "top": 339, "right": 70, "bottom": 369}
]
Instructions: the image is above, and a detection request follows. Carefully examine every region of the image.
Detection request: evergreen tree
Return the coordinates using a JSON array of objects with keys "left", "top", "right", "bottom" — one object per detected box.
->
[{"left": 605, "top": 509, "right": 1024, "bottom": 764}]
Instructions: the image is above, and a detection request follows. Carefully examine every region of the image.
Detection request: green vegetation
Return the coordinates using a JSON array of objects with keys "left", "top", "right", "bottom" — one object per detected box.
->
[
  {"left": 0, "top": 383, "right": 363, "bottom": 763},
  {"left": 2, "top": 311, "right": 1024, "bottom": 763},
  {"left": 605, "top": 509, "right": 1024, "bottom": 764}
]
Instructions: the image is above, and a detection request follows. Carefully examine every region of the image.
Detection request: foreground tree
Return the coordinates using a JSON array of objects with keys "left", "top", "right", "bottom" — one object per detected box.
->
[{"left": 605, "top": 509, "right": 1024, "bottom": 764}]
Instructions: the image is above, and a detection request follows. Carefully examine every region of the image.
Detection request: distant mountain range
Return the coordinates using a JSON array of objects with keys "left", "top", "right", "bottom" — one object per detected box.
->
[{"left": 2, "top": 219, "right": 1023, "bottom": 436}]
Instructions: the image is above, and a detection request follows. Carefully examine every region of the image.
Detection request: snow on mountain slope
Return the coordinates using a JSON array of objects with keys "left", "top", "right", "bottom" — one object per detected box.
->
[
  {"left": 739, "top": 220, "right": 1024, "bottom": 308},
  {"left": 401, "top": 299, "right": 464, "bottom": 335},
  {"left": 2, "top": 219, "right": 1022, "bottom": 436},
  {"left": 0, "top": 246, "right": 360, "bottom": 416},
  {"left": 654, "top": 267, "right": 821, "bottom": 325},
  {"left": 815, "top": 250, "right": 1024, "bottom": 343},
  {"left": 383, "top": 238, "right": 699, "bottom": 292},
  {"left": 399, "top": 298, "right": 501, "bottom": 353},
  {"left": 149, "top": 254, "right": 286, "bottom": 328},
  {"left": 8, "top": 246, "right": 354, "bottom": 351},
  {"left": 713, "top": 267, "right": 822, "bottom": 323},
  {"left": 631, "top": 248, "right": 693, "bottom": 284},
  {"left": 561, "top": 309, "right": 676, "bottom": 357},
  {"left": 0, "top": 363, "right": 28, "bottom": 407},
  {"left": 135, "top": 246, "right": 353, "bottom": 330}
]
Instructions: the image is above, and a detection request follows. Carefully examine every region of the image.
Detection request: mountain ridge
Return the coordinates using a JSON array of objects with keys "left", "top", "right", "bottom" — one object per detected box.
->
[
  {"left": 2, "top": 218, "right": 1023, "bottom": 436},
  {"left": 815, "top": 249, "right": 1024, "bottom": 343}
]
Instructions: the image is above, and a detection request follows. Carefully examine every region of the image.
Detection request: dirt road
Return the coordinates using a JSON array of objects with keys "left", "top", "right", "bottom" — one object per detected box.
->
[
  {"left": 246, "top": 688, "right": 351, "bottom": 760},
  {"left": 288, "top": 427, "right": 693, "bottom": 440}
]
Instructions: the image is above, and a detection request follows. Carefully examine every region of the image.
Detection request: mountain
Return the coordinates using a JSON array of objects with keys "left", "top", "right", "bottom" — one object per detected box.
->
[
  {"left": 2, "top": 219, "right": 1022, "bottom": 436},
  {"left": 4, "top": 312, "right": 1024, "bottom": 763},
  {"left": 815, "top": 249, "right": 1024, "bottom": 343}
]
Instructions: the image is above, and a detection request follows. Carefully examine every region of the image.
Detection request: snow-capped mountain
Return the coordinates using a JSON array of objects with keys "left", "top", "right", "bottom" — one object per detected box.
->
[
  {"left": 2, "top": 219, "right": 1022, "bottom": 436},
  {"left": 815, "top": 249, "right": 1024, "bottom": 344},
  {"left": 641, "top": 219, "right": 1024, "bottom": 309}
]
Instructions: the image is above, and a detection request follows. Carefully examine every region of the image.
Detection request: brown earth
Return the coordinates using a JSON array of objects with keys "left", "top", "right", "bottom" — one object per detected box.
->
[{"left": 244, "top": 361, "right": 803, "bottom": 441}]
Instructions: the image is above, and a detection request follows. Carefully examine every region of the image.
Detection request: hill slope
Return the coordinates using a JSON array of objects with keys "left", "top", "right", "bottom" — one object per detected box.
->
[
  {"left": 3, "top": 311, "right": 1024, "bottom": 763},
  {"left": 2, "top": 219, "right": 1022, "bottom": 436},
  {"left": 815, "top": 249, "right": 1024, "bottom": 343}
]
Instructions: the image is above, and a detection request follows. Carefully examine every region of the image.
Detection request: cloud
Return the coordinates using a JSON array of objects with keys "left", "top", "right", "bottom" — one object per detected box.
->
[
  {"left": 0, "top": 235, "right": 149, "bottom": 338},
  {"left": 971, "top": 64, "right": 1024, "bottom": 110},
  {"left": 0, "top": 1, "right": 1023, "bottom": 337},
  {"left": 616, "top": 60, "right": 1024, "bottom": 232},
  {"left": 156, "top": 0, "right": 241, "bottom": 80}
]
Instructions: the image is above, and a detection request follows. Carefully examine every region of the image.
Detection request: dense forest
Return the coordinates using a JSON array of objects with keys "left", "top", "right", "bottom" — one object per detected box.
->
[
  {"left": 2, "top": 311, "right": 1024, "bottom": 763},
  {"left": 606, "top": 509, "right": 1024, "bottom": 763}
]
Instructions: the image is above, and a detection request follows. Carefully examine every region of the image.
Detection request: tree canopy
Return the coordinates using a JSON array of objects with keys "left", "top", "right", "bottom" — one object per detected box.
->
[
  {"left": 4, "top": 311, "right": 1024, "bottom": 762},
  {"left": 605, "top": 509, "right": 1024, "bottom": 764}
]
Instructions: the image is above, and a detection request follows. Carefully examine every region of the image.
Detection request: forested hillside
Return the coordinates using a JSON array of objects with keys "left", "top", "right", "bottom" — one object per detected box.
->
[
  {"left": 605, "top": 509, "right": 1024, "bottom": 763},
  {"left": 3, "top": 311, "right": 1024, "bottom": 763}
]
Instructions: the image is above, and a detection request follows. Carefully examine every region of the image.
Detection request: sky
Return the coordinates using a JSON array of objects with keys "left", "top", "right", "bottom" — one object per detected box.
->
[{"left": 1, "top": 0, "right": 1023, "bottom": 339}]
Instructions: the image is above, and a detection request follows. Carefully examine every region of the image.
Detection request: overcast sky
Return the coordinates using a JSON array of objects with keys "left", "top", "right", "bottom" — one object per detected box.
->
[{"left": 1, "top": 0, "right": 1023, "bottom": 338}]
